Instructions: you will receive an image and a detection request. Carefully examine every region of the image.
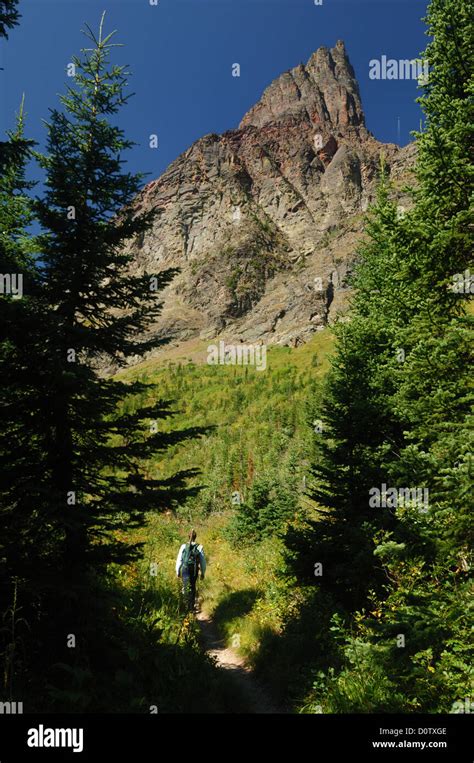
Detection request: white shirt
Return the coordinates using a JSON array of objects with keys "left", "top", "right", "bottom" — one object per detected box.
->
[{"left": 176, "top": 543, "right": 206, "bottom": 577}]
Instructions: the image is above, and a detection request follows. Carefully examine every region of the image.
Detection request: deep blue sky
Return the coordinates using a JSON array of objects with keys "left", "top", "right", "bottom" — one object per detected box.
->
[{"left": 1, "top": 0, "right": 429, "bottom": 187}]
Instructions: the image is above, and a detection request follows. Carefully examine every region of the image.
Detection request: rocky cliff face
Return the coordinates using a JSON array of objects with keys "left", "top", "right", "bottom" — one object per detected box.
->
[{"left": 123, "top": 40, "right": 415, "bottom": 364}]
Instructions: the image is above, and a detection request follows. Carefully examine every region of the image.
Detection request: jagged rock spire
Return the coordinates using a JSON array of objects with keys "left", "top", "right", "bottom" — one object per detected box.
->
[
  {"left": 114, "top": 41, "right": 414, "bottom": 373},
  {"left": 240, "top": 41, "right": 366, "bottom": 137}
]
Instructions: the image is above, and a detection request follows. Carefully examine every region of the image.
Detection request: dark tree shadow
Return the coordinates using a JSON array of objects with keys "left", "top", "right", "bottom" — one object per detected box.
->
[
  {"left": 249, "top": 588, "right": 344, "bottom": 711},
  {"left": 212, "top": 588, "right": 260, "bottom": 626}
]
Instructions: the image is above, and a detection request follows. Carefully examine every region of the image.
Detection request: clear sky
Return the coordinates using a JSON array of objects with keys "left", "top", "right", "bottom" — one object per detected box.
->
[{"left": 1, "top": 0, "right": 429, "bottom": 188}]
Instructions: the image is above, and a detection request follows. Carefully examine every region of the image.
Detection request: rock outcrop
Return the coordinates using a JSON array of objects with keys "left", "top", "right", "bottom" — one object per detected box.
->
[{"left": 123, "top": 40, "right": 415, "bottom": 364}]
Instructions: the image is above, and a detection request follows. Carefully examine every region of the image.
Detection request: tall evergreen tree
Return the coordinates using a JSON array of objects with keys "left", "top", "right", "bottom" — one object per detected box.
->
[
  {"left": 2, "top": 13, "right": 205, "bottom": 709},
  {"left": 0, "top": 129, "right": 46, "bottom": 693},
  {"left": 32, "top": 14, "right": 201, "bottom": 590},
  {"left": 0, "top": 3, "right": 47, "bottom": 695},
  {"left": 0, "top": 104, "right": 42, "bottom": 586},
  {"left": 292, "top": 0, "right": 473, "bottom": 711}
]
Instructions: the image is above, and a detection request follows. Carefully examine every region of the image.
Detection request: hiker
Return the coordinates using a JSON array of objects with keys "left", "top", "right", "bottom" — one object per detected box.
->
[{"left": 176, "top": 530, "right": 206, "bottom": 611}]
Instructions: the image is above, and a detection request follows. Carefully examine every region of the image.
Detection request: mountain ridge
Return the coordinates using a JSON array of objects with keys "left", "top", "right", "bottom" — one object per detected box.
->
[{"left": 115, "top": 41, "right": 416, "bottom": 372}]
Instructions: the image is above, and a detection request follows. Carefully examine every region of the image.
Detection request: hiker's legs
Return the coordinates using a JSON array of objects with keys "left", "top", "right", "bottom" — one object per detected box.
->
[
  {"left": 182, "top": 569, "right": 195, "bottom": 611},
  {"left": 189, "top": 572, "right": 197, "bottom": 609}
]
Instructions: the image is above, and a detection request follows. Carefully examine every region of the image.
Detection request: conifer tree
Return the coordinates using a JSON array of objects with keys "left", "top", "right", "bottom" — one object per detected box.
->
[
  {"left": 0, "top": 7, "right": 47, "bottom": 694},
  {"left": 32, "top": 14, "right": 201, "bottom": 589},
  {"left": 0, "top": 106, "right": 37, "bottom": 599},
  {"left": 294, "top": 0, "right": 473, "bottom": 711}
]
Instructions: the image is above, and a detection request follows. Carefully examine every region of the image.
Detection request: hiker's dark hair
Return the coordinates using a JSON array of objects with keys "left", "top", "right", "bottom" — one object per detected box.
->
[{"left": 189, "top": 529, "right": 197, "bottom": 543}]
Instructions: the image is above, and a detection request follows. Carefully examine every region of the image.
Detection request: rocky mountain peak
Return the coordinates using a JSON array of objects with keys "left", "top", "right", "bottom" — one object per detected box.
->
[
  {"left": 239, "top": 41, "right": 367, "bottom": 138},
  {"left": 116, "top": 41, "right": 415, "bottom": 372}
]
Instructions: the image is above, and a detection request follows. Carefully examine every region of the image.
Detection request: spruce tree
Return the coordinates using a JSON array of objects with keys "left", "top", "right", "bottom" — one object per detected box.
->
[
  {"left": 0, "top": 15, "right": 47, "bottom": 694},
  {"left": 32, "top": 14, "right": 201, "bottom": 589},
  {"left": 294, "top": 0, "right": 473, "bottom": 711}
]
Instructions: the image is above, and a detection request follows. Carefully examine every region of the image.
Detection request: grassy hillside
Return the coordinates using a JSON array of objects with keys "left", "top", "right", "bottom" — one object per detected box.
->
[
  {"left": 110, "top": 329, "right": 336, "bottom": 711},
  {"left": 117, "top": 330, "right": 334, "bottom": 514}
]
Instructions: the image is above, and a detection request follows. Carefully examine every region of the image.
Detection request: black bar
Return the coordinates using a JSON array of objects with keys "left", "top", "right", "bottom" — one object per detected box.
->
[{"left": 0, "top": 713, "right": 471, "bottom": 760}]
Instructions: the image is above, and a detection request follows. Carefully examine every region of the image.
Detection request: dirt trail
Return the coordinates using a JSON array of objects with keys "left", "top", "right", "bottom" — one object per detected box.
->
[{"left": 195, "top": 607, "right": 283, "bottom": 714}]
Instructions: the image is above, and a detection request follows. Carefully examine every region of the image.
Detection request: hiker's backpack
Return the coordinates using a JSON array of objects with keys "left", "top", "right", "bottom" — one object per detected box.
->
[{"left": 182, "top": 543, "right": 200, "bottom": 576}]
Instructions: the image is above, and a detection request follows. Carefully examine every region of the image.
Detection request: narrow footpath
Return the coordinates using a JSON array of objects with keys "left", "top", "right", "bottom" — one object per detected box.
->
[{"left": 195, "top": 608, "right": 284, "bottom": 714}]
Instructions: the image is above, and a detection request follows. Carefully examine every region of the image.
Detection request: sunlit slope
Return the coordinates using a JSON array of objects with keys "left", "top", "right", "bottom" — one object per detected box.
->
[{"left": 116, "top": 330, "right": 335, "bottom": 500}]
